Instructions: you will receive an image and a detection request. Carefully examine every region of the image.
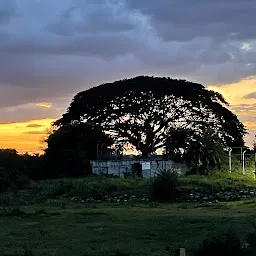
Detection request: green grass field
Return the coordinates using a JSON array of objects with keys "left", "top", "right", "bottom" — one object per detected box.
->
[
  {"left": 1, "top": 172, "right": 256, "bottom": 256},
  {"left": 1, "top": 199, "right": 256, "bottom": 256}
]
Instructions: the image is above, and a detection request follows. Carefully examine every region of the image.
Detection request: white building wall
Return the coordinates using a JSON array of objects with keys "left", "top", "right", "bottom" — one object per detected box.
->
[{"left": 91, "top": 159, "right": 189, "bottom": 177}]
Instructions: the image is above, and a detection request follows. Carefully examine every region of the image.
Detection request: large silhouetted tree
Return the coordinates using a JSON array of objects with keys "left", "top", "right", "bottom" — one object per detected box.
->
[{"left": 54, "top": 76, "right": 246, "bottom": 157}]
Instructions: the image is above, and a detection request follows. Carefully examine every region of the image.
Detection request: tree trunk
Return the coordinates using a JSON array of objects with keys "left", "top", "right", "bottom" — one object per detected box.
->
[{"left": 140, "top": 144, "right": 152, "bottom": 158}]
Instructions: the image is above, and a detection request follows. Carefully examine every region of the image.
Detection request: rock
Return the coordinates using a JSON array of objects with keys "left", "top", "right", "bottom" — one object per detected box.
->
[
  {"left": 202, "top": 197, "right": 209, "bottom": 200},
  {"left": 81, "top": 200, "right": 85, "bottom": 203}
]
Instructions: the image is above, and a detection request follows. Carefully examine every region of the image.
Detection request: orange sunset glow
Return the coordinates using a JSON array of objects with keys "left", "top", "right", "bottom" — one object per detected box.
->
[
  {"left": 0, "top": 118, "right": 55, "bottom": 154},
  {"left": 1, "top": 78, "right": 255, "bottom": 154}
]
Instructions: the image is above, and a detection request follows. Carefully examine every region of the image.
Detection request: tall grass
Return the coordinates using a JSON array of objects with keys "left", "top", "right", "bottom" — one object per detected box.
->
[
  {"left": 30, "top": 175, "right": 151, "bottom": 200},
  {"left": 180, "top": 171, "right": 256, "bottom": 192}
]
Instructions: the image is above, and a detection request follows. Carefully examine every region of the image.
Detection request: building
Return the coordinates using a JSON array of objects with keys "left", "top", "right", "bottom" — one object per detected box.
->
[{"left": 90, "top": 158, "right": 190, "bottom": 178}]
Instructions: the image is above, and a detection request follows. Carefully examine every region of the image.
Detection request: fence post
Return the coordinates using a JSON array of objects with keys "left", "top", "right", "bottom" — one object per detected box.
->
[
  {"left": 242, "top": 150, "right": 246, "bottom": 175},
  {"left": 175, "top": 248, "right": 186, "bottom": 256}
]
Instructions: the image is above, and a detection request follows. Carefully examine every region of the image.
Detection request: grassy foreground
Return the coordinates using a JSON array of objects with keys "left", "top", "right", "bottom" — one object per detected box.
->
[
  {"left": 24, "top": 172, "right": 256, "bottom": 202},
  {"left": 1, "top": 199, "right": 256, "bottom": 256}
]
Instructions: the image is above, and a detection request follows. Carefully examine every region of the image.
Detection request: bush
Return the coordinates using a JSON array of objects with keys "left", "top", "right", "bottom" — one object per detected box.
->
[
  {"left": 150, "top": 169, "right": 179, "bottom": 202},
  {"left": 0, "top": 206, "right": 25, "bottom": 217},
  {"left": 194, "top": 229, "right": 256, "bottom": 256},
  {"left": 195, "top": 230, "right": 244, "bottom": 256},
  {"left": 0, "top": 167, "right": 31, "bottom": 193}
]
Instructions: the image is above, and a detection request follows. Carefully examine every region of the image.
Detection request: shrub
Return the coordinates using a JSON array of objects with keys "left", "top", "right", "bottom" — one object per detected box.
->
[
  {"left": 23, "top": 247, "right": 34, "bottom": 256},
  {"left": 195, "top": 230, "right": 250, "bottom": 256},
  {"left": 0, "top": 206, "right": 25, "bottom": 217},
  {"left": 150, "top": 169, "right": 179, "bottom": 202},
  {"left": 0, "top": 167, "right": 31, "bottom": 193}
]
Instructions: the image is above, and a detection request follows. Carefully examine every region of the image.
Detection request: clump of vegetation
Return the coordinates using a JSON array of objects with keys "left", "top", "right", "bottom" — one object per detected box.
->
[
  {"left": 180, "top": 171, "right": 256, "bottom": 192},
  {"left": 29, "top": 175, "right": 150, "bottom": 202},
  {"left": 0, "top": 206, "right": 25, "bottom": 217},
  {"left": 23, "top": 247, "right": 34, "bottom": 256},
  {"left": 195, "top": 229, "right": 256, "bottom": 256},
  {"left": 0, "top": 167, "right": 31, "bottom": 193},
  {"left": 195, "top": 230, "right": 243, "bottom": 256},
  {"left": 151, "top": 169, "right": 179, "bottom": 201}
]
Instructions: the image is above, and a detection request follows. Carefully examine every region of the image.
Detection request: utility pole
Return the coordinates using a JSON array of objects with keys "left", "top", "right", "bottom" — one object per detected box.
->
[
  {"left": 242, "top": 150, "right": 246, "bottom": 175},
  {"left": 229, "top": 148, "right": 232, "bottom": 173}
]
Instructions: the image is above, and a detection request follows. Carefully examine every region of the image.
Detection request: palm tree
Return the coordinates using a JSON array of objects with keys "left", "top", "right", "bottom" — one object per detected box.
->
[{"left": 184, "top": 130, "right": 226, "bottom": 174}]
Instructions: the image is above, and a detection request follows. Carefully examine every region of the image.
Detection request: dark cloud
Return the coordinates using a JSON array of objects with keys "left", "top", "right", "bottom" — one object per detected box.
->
[
  {"left": 26, "top": 124, "right": 43, "bottom": 128},
  {"left": 0, "top": 0, "right": 255, "bottom": 124},
  {"left": 0, "top": 34, "right": 143, "bottom": 59},
  {"left": 124, "top": 0, "right": 256, "bottom": 42},
  {"left": 0, "top": 102, "right": 62, "bottom": 123},
  {"left": 244, "top": 92, "right": 256, "bottom": 99},
  {"left": 46, "top": 2, "right": 136, "bottom": 36},
  {"left": 0, "top": 0, "right": 16, "bottom": 25}
]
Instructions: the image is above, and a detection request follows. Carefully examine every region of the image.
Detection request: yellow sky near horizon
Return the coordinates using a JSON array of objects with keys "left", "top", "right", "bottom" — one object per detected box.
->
[
  {"left": 0, "top": 118, "right": 55, "bottom": 154},
  {"left": 0, "top": 78, "right": 255, "bottom": 153},
  {"left": 208, "top": 77, "right": 256, "bottom": 146}
]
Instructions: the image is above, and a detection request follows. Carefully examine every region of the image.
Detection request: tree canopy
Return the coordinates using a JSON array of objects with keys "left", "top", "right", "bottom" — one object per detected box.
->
[
  {"left": 44, "top": 123, "right": 113, "bottom": 178},
  {"left": 55, "top": 76, "right": 246, "bottom": 157}
]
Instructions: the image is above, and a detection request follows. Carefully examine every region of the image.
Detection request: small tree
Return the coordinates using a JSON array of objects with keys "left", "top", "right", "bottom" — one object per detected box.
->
[
  {"left": 183, "top": 129, "right": 226, "bottom": 174},
  {"left": 43, "top": 123, "right": 113, "bottom": 179}
]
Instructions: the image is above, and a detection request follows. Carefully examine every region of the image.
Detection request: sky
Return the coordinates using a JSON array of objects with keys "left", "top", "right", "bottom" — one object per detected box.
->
[{"left": 0, "top": 0, "right": 255, "bottom": 153}]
